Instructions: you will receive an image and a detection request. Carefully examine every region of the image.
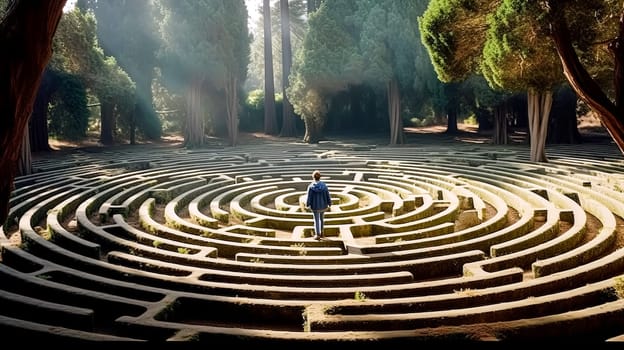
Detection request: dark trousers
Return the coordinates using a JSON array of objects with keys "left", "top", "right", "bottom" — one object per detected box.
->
[{"left": 312, "top": 210, "right": 324, "bottom": 236}]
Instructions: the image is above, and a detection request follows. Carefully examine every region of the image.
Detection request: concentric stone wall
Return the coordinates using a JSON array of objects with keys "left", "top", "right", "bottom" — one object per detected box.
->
[{"left": 1, "top": 140, "right": 624, "bottom": 344}]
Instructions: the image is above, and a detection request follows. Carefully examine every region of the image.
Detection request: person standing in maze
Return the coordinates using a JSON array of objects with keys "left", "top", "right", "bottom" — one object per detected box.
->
[{"left": 306, "top": 170, "right": 331, "bottom": 240}]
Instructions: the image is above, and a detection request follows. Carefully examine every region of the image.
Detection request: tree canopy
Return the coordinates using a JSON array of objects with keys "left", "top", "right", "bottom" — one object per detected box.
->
[
  {"left": 288, "top": 0, "right": 431, "bottom": 144},
  {"left": 420, "top": 0, "right": 624, "bottom": 159}
]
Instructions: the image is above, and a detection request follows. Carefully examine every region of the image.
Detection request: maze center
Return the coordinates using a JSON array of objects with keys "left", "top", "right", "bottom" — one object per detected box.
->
[{"left": 2, "top": 139, "right": 624, "bottom": 343}]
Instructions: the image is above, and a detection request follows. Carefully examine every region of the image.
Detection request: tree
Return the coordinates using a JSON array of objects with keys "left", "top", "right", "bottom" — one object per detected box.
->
[
  {"left": 29, "top": 68, "right": 56, "bottom": 152},
  {"left": 460, "top": 74, "right": 512, "bottom": 144},
  {"left": 355, "top": 0, "right": 426, "bottom": 145},
  {"left": 157, "top": 0, "right": 250, "bottom": 147},
  {"left": 245, "top": 0, "right": 307, "bottom": 95},
  {"left": 288, "top": 0, "right": 426, "bottom": 145},
  {"left": 263, "top": 0, "right": 278, "bottom": 135},
  {"left": 546, "top": 0, "right": 624, "bottom": 154},
  {"left": 420, "top": 0, "right": 624, "bottom": 161},
  {"left": 50, "top": 6, "right": 135, "bottom": 146},
  {"left": 287, "top": 0, "right": 363, "bottom": 143},
  {"left": 78, "top": 0, "right": 162, "bottom": 144},
  {"left": 421, "top": 0, "right": 563, "bottom": 162},
  {"left": 548, "top": 83, "right": 582, "bottom": 144},
  {"left": 279, "top": 0, "right": 297, "bottom": 137},
  {"left": 483, "top": 1, "right": 563, "bottom": 162},
  {"left": 0, "top": 0, "right": 67, "bottom": 225}
]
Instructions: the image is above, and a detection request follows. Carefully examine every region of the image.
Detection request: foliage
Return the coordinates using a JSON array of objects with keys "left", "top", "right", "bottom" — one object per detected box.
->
[
  {"left": 156, "top": 0, "right": 251, "bottom": 146},
  {"left": 157, "top": 0, "right": 250, "bottom": 89},
  {"left": 48, "top": 72, "right": 90, "bottom": 140},
  {"left": 356, "top": 0, "right": 424, "bottom": 90},
  {"left": 78, "top": 0, "right": 163, "bottom": 140},
  {"left": 241, "top": 89, "right": 266, "bottom": 131},
  {"left": 559, "top": 0, "right": 623, "bottom": 97},
  {"left": 288, "top": 0, "right": 435, "bottom": 142},
  {"left": 614, "top": 275, "right": 624, "bottom": 299},
  {"left": 152, "top": 68, "right": 185, "bottom": 133},
  {"left": 463, "top": 114, "right": 478, "bottom": 125},
  {"left": 240, "top": 89, "right": 296, "bottom": 133},
  {"left": 481, "top": 0, "right": 562, "bottom": 92},
  {"left": 409, "top": 115, "right": 437, "bottom": 128},
  {"left": 287, "top": 0, "right": 361, "bottom": 117},
  {"left": 420, "top": 0, "right": 622, "bottom": 96},
  {"left": 354, "top": 290, "right": 367, "bottom": 301},
  {"left": 51, "top": 7, "right": 136, "bottom": 142},
  {"left": 418, "top": 0, "right": 489, "bottom": 83}
]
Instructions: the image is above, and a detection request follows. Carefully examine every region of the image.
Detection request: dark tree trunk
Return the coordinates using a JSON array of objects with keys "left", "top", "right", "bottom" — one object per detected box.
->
[
  {"left": 17, "top": 130, "right": 32, "bottom": 176},
  {"left": 184, "top": 80, "right": 205, "bottom": 148},
  {"left": 548, "top": 1, "right": 624, "bottom": 154},
  {"left": 444, "top": 83, "right": 459, "bottom": 134},
  {"left": 508, "top": 94, "right": 528, "bottom": 130},
  {"left": 446, "top": 104, "right": 459, "bottom": 134},
  {"left": 0, "top": 0, "right": 66, "bottom": 225},
  {"left": 548, "top": 85, "right": 582, "bottom": 144},
  {"left": 100, "top": 101, "right": 115, "bottom": 145},
  {"left": 387, "top": 78, "right": 404, "bottom": 145},
  {"left": 263, "top": 0, "right": 278, "bottom": 135},
  {"left": 303, "top": 116, "right": 322, "bottom": 144},
  {"left": 364, "top": 88, "right": 378, "bottom": 129},
  {"left": 492, "top": 104, "right": 508, "bottom": 145},
  {"left": 475, "top": 106, "right": 493, "bottom": 132},
  {"left": 128, "top": 102, "right": 138, "bottom": 145},
  {"left": 128, "top": 103, "right": 136, "bottom": 145},
  {"left": 279, "top": 0, "right": 297, "bottom": 137},
  {"left": 225, "top": 74, "right": 239, "bottom": 146},
  {"left": 29, "top": 68, "right": 56, "bottom": 152}
]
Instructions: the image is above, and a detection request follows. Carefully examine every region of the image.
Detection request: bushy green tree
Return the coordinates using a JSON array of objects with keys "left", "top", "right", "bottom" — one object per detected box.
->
[
  {"left": 288, "top": 0, "right": 431, "bottom": 145},
  {"left": 51, "top": 7, "right": 135, "bottom": 145},
  {"left": 78, "top": 0, "right": 162, "bottom": 143},
  {"left": 420, "top": 0, "right": 624, "bottom": 161},
  {"left": 48, "top": 71, "right": 89, "bottom": 140},
  {"left": 287, "top": 0, "right": 362, "bottom": 143},
  {"left": 157, "top": 0, "right": 250, "bottom": 147}
]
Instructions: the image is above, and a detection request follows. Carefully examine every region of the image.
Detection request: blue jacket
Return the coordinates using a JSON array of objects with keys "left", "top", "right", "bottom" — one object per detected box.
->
[{"left": 306, "top": 181, "right": 331, "bottom": 211}]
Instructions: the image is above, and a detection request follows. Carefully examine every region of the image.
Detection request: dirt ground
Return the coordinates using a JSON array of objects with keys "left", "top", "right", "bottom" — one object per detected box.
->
[{"left": 43, "top": 112, "right": 611, "bottom": 152}]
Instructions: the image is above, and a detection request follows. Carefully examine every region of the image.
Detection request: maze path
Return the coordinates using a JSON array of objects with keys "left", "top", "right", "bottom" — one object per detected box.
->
[{"left": 1, "top": 140, "right": 624, "bottom": 343}]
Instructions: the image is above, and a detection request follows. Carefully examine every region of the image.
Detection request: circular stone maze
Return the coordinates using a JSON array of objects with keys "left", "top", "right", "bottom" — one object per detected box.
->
[{"left": 2, "top": 139, "right": 624, "bottom": 345}]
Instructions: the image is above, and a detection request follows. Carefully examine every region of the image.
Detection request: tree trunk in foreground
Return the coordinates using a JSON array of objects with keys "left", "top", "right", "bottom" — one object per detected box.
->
[{"left": 0, "top": 0, "right": 67, "bottom": 226}]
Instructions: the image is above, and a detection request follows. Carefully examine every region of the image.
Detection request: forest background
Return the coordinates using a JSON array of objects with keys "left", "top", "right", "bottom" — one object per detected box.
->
[{"left": 4, "top": 0, "right": 622, "bottom": 173}]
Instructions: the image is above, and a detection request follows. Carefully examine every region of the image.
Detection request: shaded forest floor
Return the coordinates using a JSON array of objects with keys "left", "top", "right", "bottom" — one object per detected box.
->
[{"left": 42, "top": 113, "right": 613, "bottom": 156}]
